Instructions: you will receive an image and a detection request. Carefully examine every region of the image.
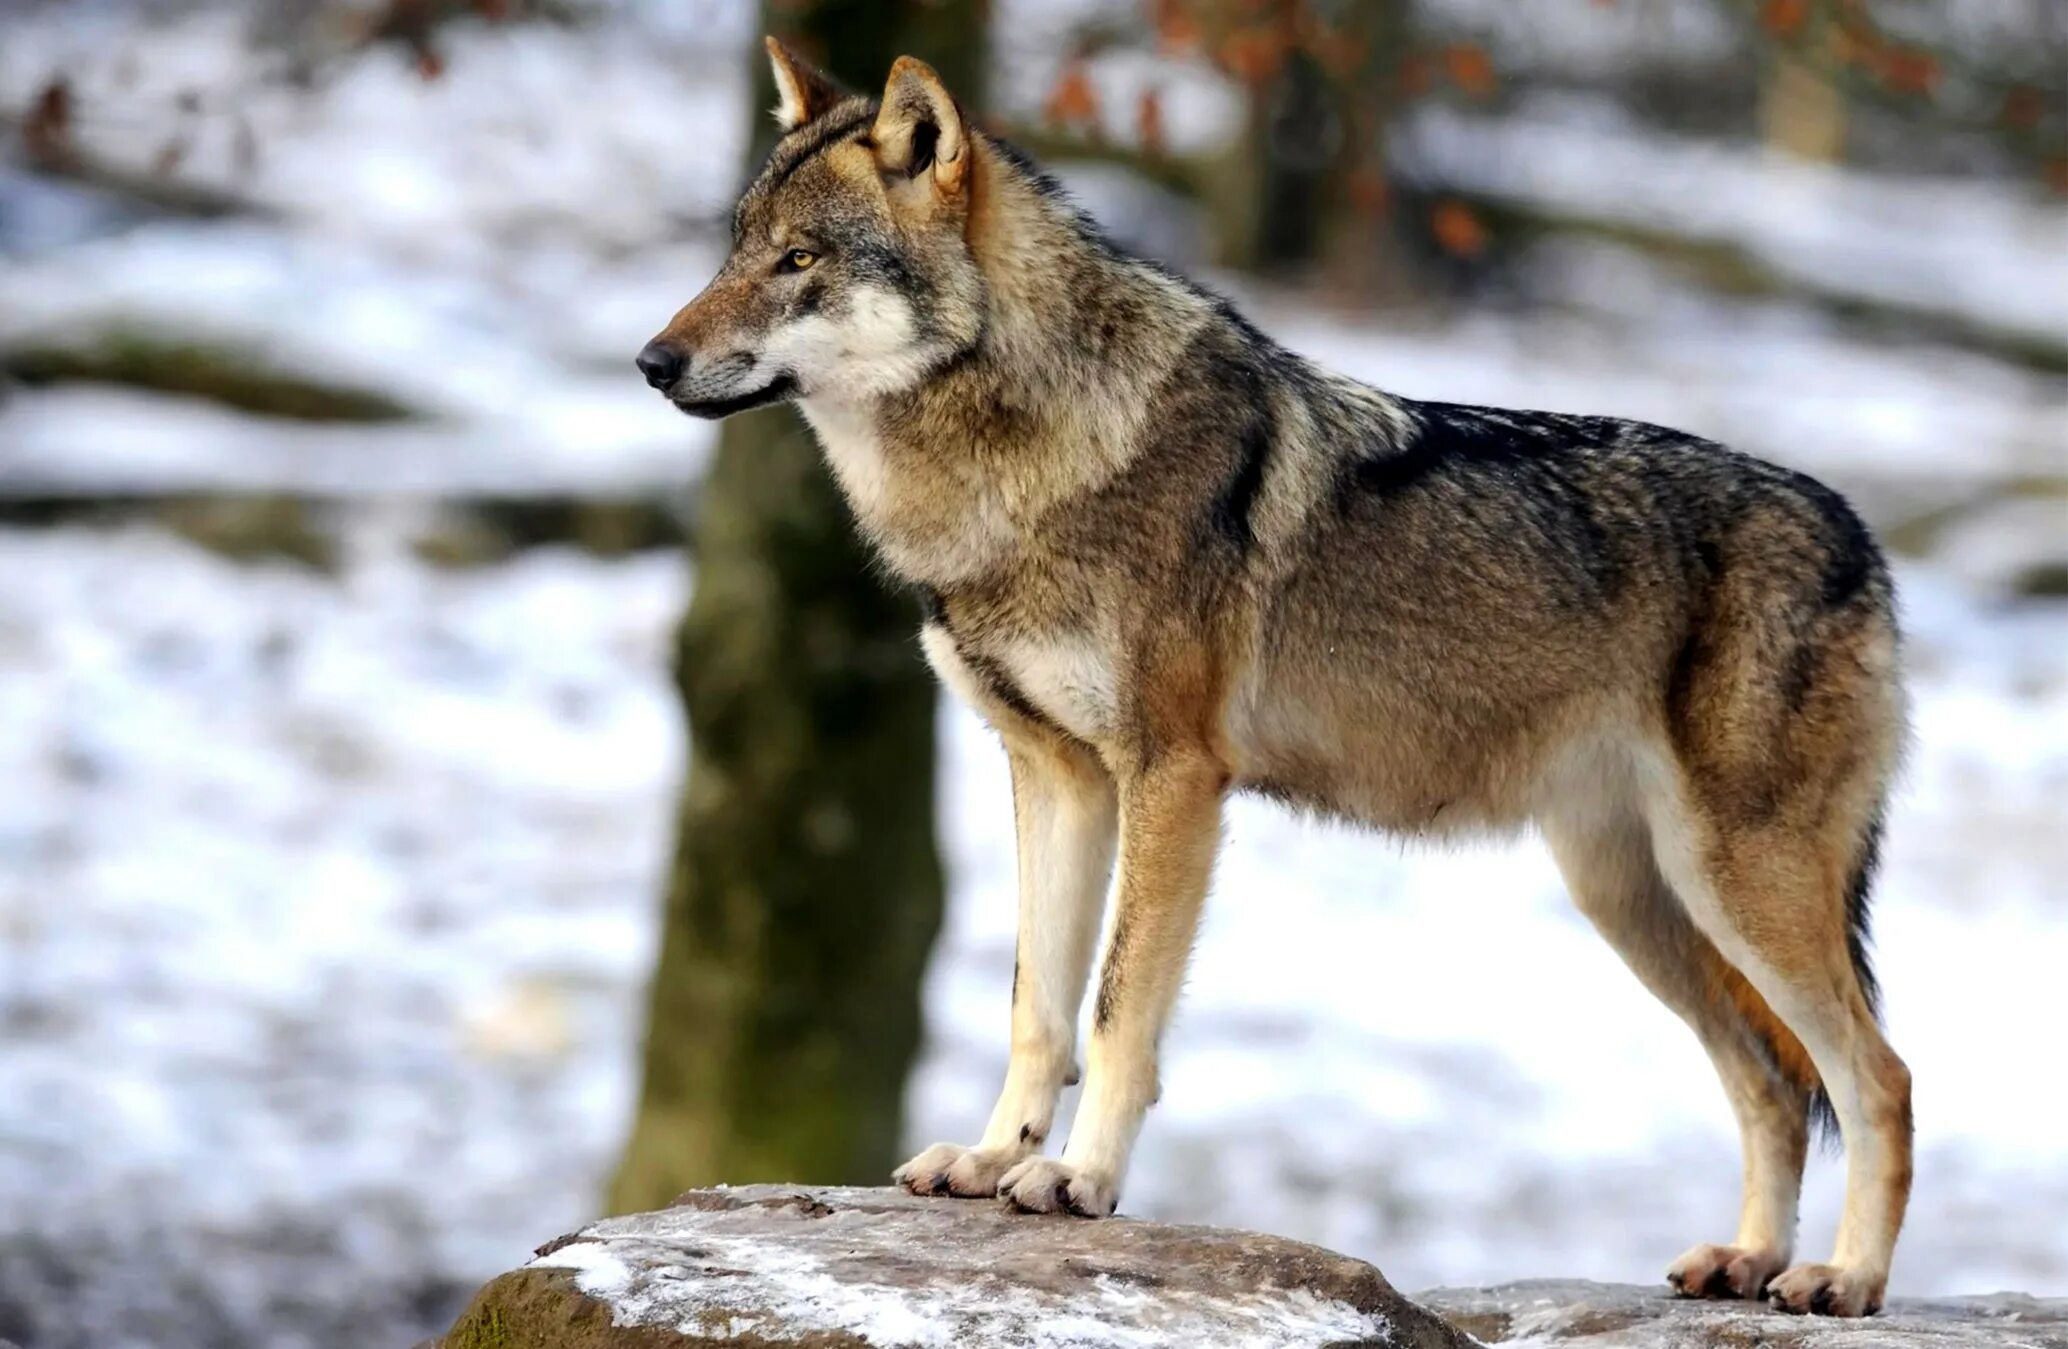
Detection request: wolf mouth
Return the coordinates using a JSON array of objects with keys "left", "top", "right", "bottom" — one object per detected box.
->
[{"left": 671, "top": 374, "right": 799, "bottom": 420}]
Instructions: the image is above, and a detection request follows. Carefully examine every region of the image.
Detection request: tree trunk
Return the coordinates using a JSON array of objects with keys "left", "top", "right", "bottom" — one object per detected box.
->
[
  {"left": 1211, "top": 0, "right": 1418, "bottom": 305},
  {"left": 609, "top": 3, "right": 984, "bottom": 1216}
]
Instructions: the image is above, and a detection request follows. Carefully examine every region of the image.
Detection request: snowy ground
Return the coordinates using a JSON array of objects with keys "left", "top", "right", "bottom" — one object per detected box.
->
[
  {"left": 0, "top": 509, "right": 2063, "bottom": 1348},
  {"left": 1, "top": 6, "right": 2065, "bottom": 1347}
]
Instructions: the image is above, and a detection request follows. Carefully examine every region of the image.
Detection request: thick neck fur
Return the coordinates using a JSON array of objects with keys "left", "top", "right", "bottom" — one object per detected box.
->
[{"left": 797, "top": 134, "right": 1217, "bottom": 589}]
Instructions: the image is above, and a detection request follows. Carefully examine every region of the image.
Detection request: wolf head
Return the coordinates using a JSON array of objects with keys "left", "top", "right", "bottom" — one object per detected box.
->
[{"left": 636, "top": 39, "right": 987, "bottom": 418}]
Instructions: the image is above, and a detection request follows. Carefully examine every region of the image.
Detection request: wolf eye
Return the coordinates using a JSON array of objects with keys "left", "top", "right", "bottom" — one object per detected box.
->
[{"left": 777, "top": 248, "right": 818, "bottom": 273}]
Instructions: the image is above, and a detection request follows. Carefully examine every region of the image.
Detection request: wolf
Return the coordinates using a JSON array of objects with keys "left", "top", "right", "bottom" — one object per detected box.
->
[{"left": 635, "top": 38, "right": 1914, "bottom": 1318}]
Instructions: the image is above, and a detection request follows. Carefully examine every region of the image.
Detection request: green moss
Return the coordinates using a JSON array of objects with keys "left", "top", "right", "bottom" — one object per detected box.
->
[
  {"left": 437, "top": 1265, "right": 874, "bottom": 1348},
  {"left": 160, "top": 493, "right": 339, "bottom": 571},
  {"left": 1882, "top": 474, "right": 2068, "bottom": 558},
  {"left": 444, "top": 1303, "right": 509, "bottom": 1348},
  {"left": 2011, "top": 560, "right": 2068, "bottom": 598},
  {"left": 4, "top": 332, "right": 419, "bottom": 422},
  {"left": 412, "top": 498, "right": 689, "bottom": 569}
]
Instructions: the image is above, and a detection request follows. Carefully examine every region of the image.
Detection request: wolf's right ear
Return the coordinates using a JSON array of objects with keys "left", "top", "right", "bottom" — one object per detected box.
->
[
  {"left": 871, "top": 56, "right": 968, "bottom": 195},
  {"left": 765, "top": 36, "right": 841, "bottom": 132}
]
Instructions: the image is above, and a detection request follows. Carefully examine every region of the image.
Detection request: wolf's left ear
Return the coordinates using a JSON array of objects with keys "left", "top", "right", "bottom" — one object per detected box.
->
[
  {"left": 871, "top": 56, "right": 968, "bottom": 195},
  {"left": 765, "top": 36, "right": 842, "bottom": 132}
]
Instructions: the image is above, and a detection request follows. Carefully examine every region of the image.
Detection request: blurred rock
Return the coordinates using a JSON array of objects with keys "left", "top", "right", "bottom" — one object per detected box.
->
[
  {"left": 1421, "top": 1280, "right": 2066, "bottom": 1346},
  {"left": 433, "top": 1184, "right": 1474, "bottom": 1347}
]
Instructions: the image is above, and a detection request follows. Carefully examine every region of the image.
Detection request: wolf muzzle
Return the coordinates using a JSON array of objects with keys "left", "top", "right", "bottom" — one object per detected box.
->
[
  {"left": 635, "top": 341, "right": 684, "bottom": 391},
  {"left": 634, "top": 338, "right": 797, "bottom": 419}
]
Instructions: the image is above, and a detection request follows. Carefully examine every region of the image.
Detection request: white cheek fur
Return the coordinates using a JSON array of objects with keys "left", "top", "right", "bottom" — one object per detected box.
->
[{"left": 764, "top": 287, "right": 936, "bottom": 401}]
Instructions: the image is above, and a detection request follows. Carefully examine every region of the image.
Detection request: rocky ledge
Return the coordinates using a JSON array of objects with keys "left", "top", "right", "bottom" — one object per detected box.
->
[
  {"left": 432, "top": 1185, "right": 2064, "bottom": 1348},
  {"left": 1423, "top": 1280, "right": 2063, "bottom": 1347}
]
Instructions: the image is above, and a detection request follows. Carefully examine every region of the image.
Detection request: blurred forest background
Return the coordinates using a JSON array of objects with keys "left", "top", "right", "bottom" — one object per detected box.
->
[{"left": 0, "top": 1, "right": 2063, "bottom": 1346}]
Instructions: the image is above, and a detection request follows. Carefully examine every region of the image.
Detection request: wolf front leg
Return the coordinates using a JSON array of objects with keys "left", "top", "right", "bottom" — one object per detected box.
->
[
  {"left": 999, "top": 748, "right": 1225, "bottom": 1216},
  {"left": 895, "top": 736, "right": 1116, "bottom": 1197}
]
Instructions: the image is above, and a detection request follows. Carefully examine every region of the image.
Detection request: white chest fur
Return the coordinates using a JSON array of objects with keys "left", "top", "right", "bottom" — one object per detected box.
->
[
  {"left": 797, "top": 398, "right": 890, "bottom": 524},
  {"left": 797, "top": 397, "right": 1013, "bottom": 588},
  {"left": 997, "top": 632, "right": 1117, "bottom": 742},
  {"left": 920, "top": 624, "right": 1119, "bottom": 743}
]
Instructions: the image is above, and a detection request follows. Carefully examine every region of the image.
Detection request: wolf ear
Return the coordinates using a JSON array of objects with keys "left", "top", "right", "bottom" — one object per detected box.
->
[
  {"left": 871, "top": 56, "right": 968, "bottom": 195},
  {"left": 765, "top": 36, "right": 842, "bottom": 132}
]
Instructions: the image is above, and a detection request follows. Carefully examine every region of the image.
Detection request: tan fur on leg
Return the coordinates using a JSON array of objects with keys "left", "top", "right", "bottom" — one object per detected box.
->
[
  {"left": 1541, "top": 782, "right": 1806, "bottom": 1302},
  {"left": 1648, "top": 795, "right": 1911, "bottom": 1317},
  {"left": 896, "top": 736, "right": 1115, "bottom": 1197},
  {"left": 1000, "top": 747, "right": 1224, "bottom": 1217}
]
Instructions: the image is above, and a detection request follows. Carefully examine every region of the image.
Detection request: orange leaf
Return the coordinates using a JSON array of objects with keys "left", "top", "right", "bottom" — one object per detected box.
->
[
  {"left": 1760, "top": 0, "right": 1809, "bottom": 38},
  {"left": 413, "top": 45, "right": 446, "bottom": 81},
  {"left": 1152, "top": 0, "right": 1202, "bottom": 55},
  {"left": 1876, "top": 46, "right": 1939, "bottom": 96},
  {"left": 1218, "top": 27, "right": 1287, "bottom": 87},
  {"left": 2001, "top": 87, "right": 2044, "bottom": 130},
  {"left": 1430, "top": 199, "right": 1488, "bottom": 257},
  {"left": 1044, "top": 59, "right": 1100, "bottom": 130},
  {"left": 2046, "top": 155, "right": 2068, "bottom": 197},
  {"left": 1445, "top": 44, "right": 1496, "bottom": 99},
  {"left": 1136, "top": 88, "right": 1166, "bottom": 157}
]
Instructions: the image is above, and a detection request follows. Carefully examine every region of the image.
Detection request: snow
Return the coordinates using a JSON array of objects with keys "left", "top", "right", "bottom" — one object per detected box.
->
[
  {"left": 1403, "top": 95, "right": 2068, "bottom": 349},
  {"left": 0, "top": 5, "right": 2064, "bottom": 1347},
  {"left": 0, "top": 526, "right": 684, "bottom": 1347},
  {"left": 2, "top": 512, "right": 2061, "bottom": 1347},
  {"left": 527, "top": 1202, "right": 1398, "bottom": 1347}
]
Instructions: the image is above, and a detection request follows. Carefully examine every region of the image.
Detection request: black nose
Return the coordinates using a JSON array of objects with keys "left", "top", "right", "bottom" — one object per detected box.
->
[{"left": 636, "top": 342, "right": 683, "bottom": 390}]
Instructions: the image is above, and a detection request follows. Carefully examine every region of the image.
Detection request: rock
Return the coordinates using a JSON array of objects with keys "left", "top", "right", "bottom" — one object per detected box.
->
[
  {"left": 432, "top": 1184, "right": 1473, "bottom": 1347},
  {"left": 1420, "top": 1279, "right": 2067, "bottom": 1347},
  {"left": 433, "top": 1187, "right": 2067, "bottom": 1348}
]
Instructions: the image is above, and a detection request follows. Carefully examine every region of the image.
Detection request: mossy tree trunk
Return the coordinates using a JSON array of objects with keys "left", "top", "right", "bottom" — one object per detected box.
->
[{"left": 608, "top": 4, "right": 985, "bottom": 1215}]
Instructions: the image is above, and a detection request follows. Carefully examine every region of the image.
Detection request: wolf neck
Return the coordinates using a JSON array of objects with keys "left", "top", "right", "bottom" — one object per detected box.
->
[{"left": 797, "top": 137, "right": 1216, "bottom": 591}]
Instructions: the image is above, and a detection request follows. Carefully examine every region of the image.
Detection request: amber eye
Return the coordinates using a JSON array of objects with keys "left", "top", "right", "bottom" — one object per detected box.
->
[{"left": 778, "top": 248, "right": 818, "bottom": 273}]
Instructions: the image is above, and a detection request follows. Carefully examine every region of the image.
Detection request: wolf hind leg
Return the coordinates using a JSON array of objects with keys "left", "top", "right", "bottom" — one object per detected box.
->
[
  {"left": 1541, "top": 789, "right": 1809, "bottom": 1302},
  {"left": 1644, "top": 792, "right": 1911, "bottom": 1318}
]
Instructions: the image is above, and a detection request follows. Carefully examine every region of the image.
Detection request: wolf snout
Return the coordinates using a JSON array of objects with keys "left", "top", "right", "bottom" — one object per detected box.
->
[{"left": 635, "top": 341, "right": 685, "bottom": 391}]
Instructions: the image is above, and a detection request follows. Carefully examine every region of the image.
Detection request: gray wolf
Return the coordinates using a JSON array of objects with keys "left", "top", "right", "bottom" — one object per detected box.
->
[{"left": 635, "top": 38, "right": 1913, "bottom": 1318}]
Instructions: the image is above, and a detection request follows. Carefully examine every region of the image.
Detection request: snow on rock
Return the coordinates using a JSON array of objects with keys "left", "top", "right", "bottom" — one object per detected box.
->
[
  {"left": 438, "top": 1184, "right": 1475, "bottom": 1348},
  {"left": 1421, "top": 1280, "right": 2068, "bottom": 1348}
]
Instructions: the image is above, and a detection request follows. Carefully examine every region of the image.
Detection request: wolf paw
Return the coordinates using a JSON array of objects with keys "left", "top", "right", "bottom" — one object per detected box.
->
[
  {"left": 996, "top": 1157, "right": 1116, "bottom": 1217},
  {"left": 1665, "top": 1243, "right": 1786, "bottom": 1301},
  {"left": 1766, "top": 1263, "right": 1883, "bottom": 1317},
  {"left": 893, "top": 1142, "right": 1024, "bottom": 1198}
]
